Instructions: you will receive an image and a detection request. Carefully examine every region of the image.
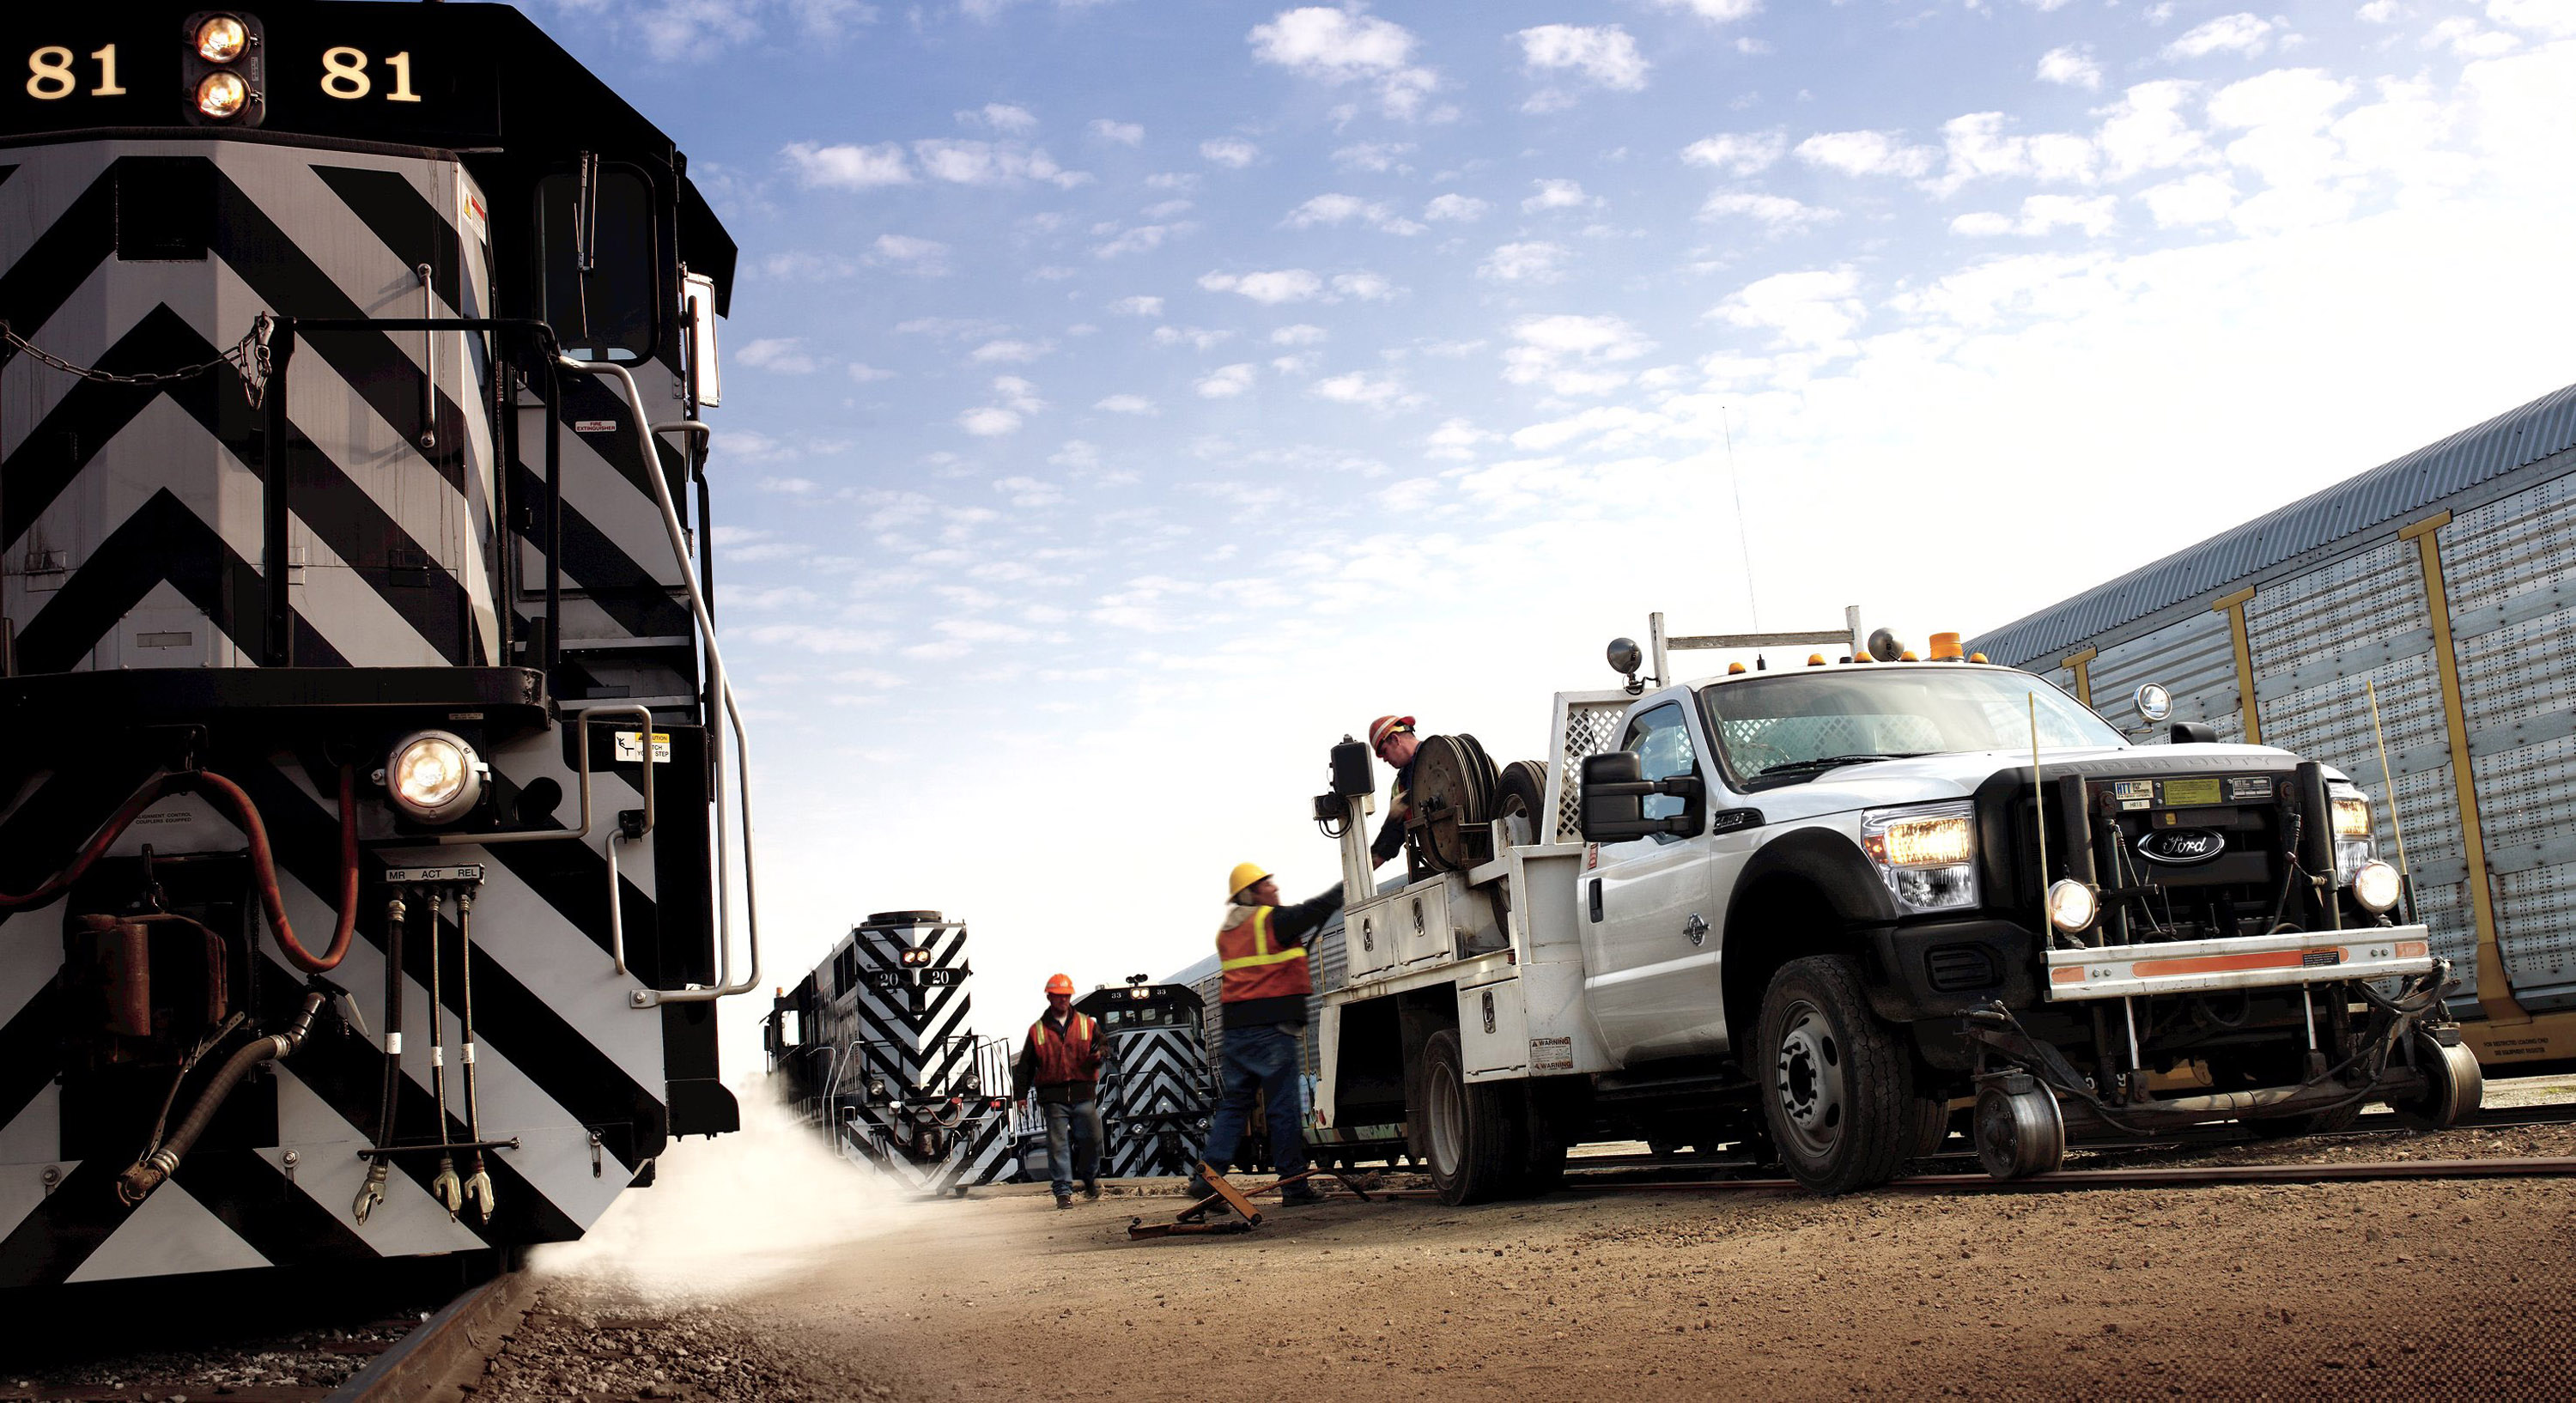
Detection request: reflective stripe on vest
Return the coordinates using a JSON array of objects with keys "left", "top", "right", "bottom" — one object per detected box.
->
[
  {"left": 1028, "top": 1011, "right": 1097, "bottom": 1085},
  {"left": 1217, "top": 907, "right": 1312, "bottom": 1004}
]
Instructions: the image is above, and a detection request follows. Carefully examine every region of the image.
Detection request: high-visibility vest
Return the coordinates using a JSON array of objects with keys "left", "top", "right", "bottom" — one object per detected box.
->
[
  {"left": 1217, "top": 907, "right": 1312, "bottom": 1005},
  {"left": 1027, "top": 1012, "right": 1099, "bottom": 1085}
]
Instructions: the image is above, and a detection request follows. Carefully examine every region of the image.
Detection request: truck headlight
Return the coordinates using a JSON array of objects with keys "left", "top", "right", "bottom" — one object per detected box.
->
[
  {"left": 1861, "top": 803, "right": 1978, "bottom": 914},
  {"left": 2351, "top": 860, "right": 2403, "bottom": 914},
  {"left": 385, "top": 730, "right": 485, "bottom": 824},
  {"left": 2045, "top": 878, "right": 2098, "bottom": 933},
  {"left": 2328, "top": 787, "right": 2373, "bottom": 880}
]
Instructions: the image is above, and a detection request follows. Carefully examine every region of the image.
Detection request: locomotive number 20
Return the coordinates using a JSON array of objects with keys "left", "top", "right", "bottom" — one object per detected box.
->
[{"left": 321, "top": 47, "right": 423, "bottom": 103}]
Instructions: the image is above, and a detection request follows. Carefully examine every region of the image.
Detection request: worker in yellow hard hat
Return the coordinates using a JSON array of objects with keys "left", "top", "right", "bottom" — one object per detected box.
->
[
  {"left": 1189, "top": 862, "right": 1343, "bottom": 1208},
  {"left": 1011, "top": 973, "right": 1104, "bottom": 1207},
  {"left": 1367, "top": 714, "right": 1421, "bottom": 870}
]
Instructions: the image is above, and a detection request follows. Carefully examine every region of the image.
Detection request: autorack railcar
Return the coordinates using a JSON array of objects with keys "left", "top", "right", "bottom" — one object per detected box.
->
[{"left": 0, "top": 1, "right": 757, "bottom": 1288}]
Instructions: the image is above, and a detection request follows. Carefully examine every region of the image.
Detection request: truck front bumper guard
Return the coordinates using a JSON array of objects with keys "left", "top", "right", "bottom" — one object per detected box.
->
[{"left": 2042, "top": 925, "right": 2434, "bottom": 1003}]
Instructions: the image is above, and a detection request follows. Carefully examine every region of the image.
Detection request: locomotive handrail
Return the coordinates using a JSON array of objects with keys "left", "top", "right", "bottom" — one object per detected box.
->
[{"left": 559, "top": 357, "right": 761, "bottom": 1007}]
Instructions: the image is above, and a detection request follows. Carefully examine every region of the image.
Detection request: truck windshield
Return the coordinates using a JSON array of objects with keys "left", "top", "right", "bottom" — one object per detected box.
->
[{"left": 1698, "top": 668, "right": 2124, "bottom": 782}]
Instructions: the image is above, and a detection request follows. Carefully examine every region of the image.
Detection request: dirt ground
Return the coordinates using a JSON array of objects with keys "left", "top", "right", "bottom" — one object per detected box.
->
[{"left": 484, "top": 1109, "right": 2576, "bottom": 1403}]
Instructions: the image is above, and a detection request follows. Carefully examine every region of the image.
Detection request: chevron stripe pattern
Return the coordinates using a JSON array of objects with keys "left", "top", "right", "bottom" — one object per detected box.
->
[
  {"left": 0, "top": 133, "right": 723, "bottom": 1286},
  {"left": 1097, "top": 1025, "right": 1212, "bottom": 1178}
]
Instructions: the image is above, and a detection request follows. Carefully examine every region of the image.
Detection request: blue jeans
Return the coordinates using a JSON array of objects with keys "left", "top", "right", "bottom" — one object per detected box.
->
[
  {"left": 1199, "top": 1022, "right": 1308, "bottom": 1177},
  {"left": 1042, "top": 1098, "right": 1103, "bottom": 1198}
]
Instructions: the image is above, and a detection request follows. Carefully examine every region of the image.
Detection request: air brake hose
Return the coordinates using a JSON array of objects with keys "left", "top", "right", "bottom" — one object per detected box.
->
[
  {"left": 116, "top": 988, "right": 329, "bottom": 1206},
  {"left": 0, "top": 767, "right": 362, "bottom": 973}
]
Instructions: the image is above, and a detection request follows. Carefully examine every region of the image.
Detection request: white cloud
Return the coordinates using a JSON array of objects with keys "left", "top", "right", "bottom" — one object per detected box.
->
[
  {"left": 2487, "top": 0, "right": 2576, "bottom": 36},
  {"left": 1478, "top": 241, "right": 1571, "bottom": 283},
  {"left": 1199, "top": 268, "right": 1326, "bottom": 303},
  {"left": 1284, "top": 193, "right": 1424, "bottom": 234},
  {"left": 1334, "top": 141, "right": 1417, "bottom": 172},
  {"left": 1110, "top": 295, "right": 1164, "bottom": 317},
  {"left": 1152, "top": 325, "right": 1234, "bottom": 351},
  {"left": 1247, "top": 6, "right": 1440, "bottom": 118},
  {"left": 1710, "top": 268, "right": 1866, "bottom": 349},
  {"left": 2356, "top": 0, "right": 2398, "bottom": 21},
  {"left": 870, "top": 233, "right": 951, "bottom": 273},
  {"left": 1200, "top": 137, "right": 1261, "bottom": 168},
  {"left": 2138, "top": 172, "right": 2239, "bottom": 226},
  {"left": 1930, "top": 112, "right": 2100, "bottom": 195},
  {"left": 993, "top": 475, "right": 1065, "bottom": 507},
  {"left": 847, "top": 362, "right": 896, "bottom": 383},
  {"left": 1332, "top": 271, "right": 1399, "bottom": 301},
  {"left": 1516, "top": 24, "right": 1650, "bottom": 91},
  {"left": 1700, "top": 190, "right": 1838, "bottom": 234},
  {"left": 1310, "top": 371, "right": 1413, "bottom": 407},
  {"left": 737, "top": 337, "right": 817, "bottom": 373},
  {"left": 781, "top": 140, "right": 911, "bottom": 189},
  {"left": 1795, "top": 130, "right": 1939, "bottom": 178},
  {"left": 1522, "top": 178, "right": 1601, "bottom": 211},
  {"left": 1095, "top": 393, "right": 1157, "bottom": 415},
  {"left": 1272, "top": 324, "right": 1328, "bottom": 345},
  {"left": 1950, "top": 193, "right": 2119, "bottom": 237},
  {"left": 1089, "top": 118, "right": 1145, "bottom": 145},
  {"left": 969, "top": 338, "right": 1051, "bottom": 363},
  {"left": 1194, "top": 363, "right": 1259, "bottom": 398},
  {"left": 991, "top": 376, "right": 1044, "bottom": 412},
  {"left": 2424, "top": 16, "right": 2522, "bottom": 58},
  {"left": 1093, "top": 223, "right": 1191, "bottom": 258},
  {"left": 1650, "top": 0, "right": 1761, "bottom": 21},
  {"left": 960, "top": 102, "right": 1038, "bottom": 133},
  {"left": 1425, "top": 417, "right": 1494, "bottom": 461},
  {"left": 957, "top": 406, "right": 1023, "bottom": 436},
  {"left": 1423, "top": 192, "right": 1492, "bottom": 222},
  {"left": 912, "top": 139, "right": 1089, "bottom": 188},
  {"left": 2163, "top": 14, "right": 2275, "bottom": 59},
  {"left": 1502, "top": 313, "right": 1654, "bottom": 395},
  {"left": 2095, "top": 80, "right": 2216, "bottom": 179},
  {"left": 2037, "top": 45, "right": 2102, "bottom": 90},
  {"left": 1681, "top": 131, "right": 1788, "bottom": 175}
]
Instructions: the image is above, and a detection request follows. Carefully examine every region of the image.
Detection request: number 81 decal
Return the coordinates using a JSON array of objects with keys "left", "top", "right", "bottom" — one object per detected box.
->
[{"left": 321, "top": 47, "right": 422, "bottom": 102}]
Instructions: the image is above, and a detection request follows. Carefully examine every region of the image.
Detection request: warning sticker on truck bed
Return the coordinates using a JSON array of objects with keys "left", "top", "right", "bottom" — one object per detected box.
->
[{"left": 1530, "top": 1037, "right": 1573, "bottom": 1072}]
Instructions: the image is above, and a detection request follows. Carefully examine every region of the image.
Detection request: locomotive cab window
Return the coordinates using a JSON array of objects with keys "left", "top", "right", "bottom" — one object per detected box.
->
[{"left": 533, "top": 164, "right": 659, "bottom": 362}]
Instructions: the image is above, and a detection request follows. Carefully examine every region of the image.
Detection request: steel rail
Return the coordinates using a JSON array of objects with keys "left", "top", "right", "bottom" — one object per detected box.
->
[
  {"left": 1541, "top": 1155, "right": 2576, "bottom": 1197},
  {"left": 325, "top": 1271, "right": 533, "bottom": 1401}
]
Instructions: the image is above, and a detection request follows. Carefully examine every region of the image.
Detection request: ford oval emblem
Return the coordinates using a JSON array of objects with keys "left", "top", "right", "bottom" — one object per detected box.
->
[{"left": 2136, "top": 828, "right": 2226, "bottom": 865}]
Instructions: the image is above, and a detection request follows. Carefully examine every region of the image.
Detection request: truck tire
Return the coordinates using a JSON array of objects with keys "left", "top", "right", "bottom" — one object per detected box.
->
[
  {"left": 1418, "top": 1029, "right": 1522, "bottom": 1205},
  {"left": 1495, "top": 760, "right": 1548, "bottom": 847},
  {"left": 1755, "top": 955, "right": 1921, "bottom": 1195},
  {"left": 1521, "top": 1082, "right": 1576, "bottom": 1194}
]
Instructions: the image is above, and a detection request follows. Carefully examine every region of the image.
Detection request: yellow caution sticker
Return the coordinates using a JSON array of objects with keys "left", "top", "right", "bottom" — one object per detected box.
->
[{"left": 614, "top": 731, "right": 671, "bottom": 763}]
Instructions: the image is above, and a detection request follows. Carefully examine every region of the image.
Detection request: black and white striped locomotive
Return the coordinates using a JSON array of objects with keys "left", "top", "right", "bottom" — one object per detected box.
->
[
  {"left": 0, "top": 3, "right": 754, "bottom": 1288},
  {"left": 1074, "top": 979, "right": 1212, "bottom": 1180},
  {"left": 765, "top": 913, "right": 1020, "bottom": 1194}
]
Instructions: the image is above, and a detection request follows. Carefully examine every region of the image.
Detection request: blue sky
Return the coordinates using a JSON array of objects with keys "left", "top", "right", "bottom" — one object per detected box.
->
[{"left": 530, "top": 0, "right": 2576, "bottom": 1060}]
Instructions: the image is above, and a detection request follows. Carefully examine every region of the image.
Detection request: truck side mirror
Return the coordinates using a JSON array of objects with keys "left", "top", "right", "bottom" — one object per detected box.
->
[{"left": 1580, "top": 752, "right": 1665, "bottom": 841}]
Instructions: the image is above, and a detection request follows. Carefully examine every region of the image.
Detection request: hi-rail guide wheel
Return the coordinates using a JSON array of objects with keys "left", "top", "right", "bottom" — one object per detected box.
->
[
  {"left": 1974, "top": 1073, "right": 2066, "bottom": 1181},
  {"left": 1407, "top": 733, "right": 1500, "bottom": 872}
]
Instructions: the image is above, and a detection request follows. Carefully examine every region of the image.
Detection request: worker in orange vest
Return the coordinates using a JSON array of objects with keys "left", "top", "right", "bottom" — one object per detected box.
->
[
  {"left": 1011, "top": 974, "right": 1104, "bottom": 1208},
  {"left": 1189, "top": 863, "right": 1342, "bottom": 1209}
]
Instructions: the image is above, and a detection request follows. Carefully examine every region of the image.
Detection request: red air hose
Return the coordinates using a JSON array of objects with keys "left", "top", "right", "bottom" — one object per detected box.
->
[{"left": 1, "top": 765, "right": 362, "bottom": 975}]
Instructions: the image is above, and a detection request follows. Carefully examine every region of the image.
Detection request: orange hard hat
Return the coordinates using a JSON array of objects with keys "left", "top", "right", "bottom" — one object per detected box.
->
[
  {"left": 1045, "top": 973, "right": 1074, "bottom": 996},
  {"left": 1369, "top": 714, "right": 1416, "bottom": 750}
]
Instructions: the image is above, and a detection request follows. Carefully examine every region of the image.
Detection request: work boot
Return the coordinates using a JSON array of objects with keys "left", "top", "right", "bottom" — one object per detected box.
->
[
  {"left": 1054, "top": 1193, "right": 1073, "bottom": 1210},
  {"left": 1080, "top": 1181, "right": 1101, "bottom": 1202},
  {"left": 1279, "top": 1181, "right": 1326, "bottom": 1206}
]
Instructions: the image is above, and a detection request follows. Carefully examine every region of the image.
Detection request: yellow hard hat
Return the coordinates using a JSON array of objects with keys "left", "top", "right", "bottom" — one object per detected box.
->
[{"left": 1228, "top": 862, "right": 1272, "bottom": 899}]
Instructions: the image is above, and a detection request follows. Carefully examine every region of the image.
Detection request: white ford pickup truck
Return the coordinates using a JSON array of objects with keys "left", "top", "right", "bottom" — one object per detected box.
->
[{"left": 1309, "top": 627, "right": 2479, "bottom": 1202}]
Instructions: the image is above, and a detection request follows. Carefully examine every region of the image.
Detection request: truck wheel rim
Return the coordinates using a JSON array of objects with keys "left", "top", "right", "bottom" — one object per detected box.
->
[
  {"left": 1773, "top": 1000, "right": 1844, "bottom": 1160},
  {"left": 1428, "top": 1061, "right": 1466, "bottom": 1175}
]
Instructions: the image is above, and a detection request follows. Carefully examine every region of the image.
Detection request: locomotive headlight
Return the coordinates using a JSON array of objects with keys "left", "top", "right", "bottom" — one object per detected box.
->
[
  {"left": 2352, "top": 860, "right": 2403, "bottom": 915},
  {"left": 1861, "top": 802, "right": 1978, "bottom": 914},
  {"left": 385, "top": 730, "right": 485, "bottom": 824},
  {"left": 2045, "top": 878, "right": 2099, "bottom": 934},
  {"left": 197, "top": 15, "right": 249, "bottom": 63},
  {"left": 195, "top": 71, "right": 249, "bottom": 119}
]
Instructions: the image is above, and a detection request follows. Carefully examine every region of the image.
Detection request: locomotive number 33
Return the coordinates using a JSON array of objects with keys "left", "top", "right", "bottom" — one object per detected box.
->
[{"left": 23, "top": 45, "right": 422, "bottom": 102}]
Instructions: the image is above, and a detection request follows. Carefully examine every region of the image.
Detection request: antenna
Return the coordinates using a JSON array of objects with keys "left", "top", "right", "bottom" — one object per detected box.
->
[{"left": 1722, "top": 404, "right": 1759, "bottom": 633}]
